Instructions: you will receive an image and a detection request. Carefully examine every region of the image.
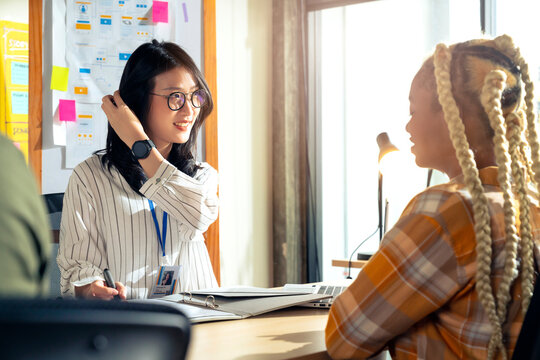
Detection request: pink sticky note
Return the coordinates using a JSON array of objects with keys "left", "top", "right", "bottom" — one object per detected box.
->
[
  {"left": 59, "top": 99, "right": 76, "bottom": 122},
  {"left": 153, "top": 1, "right": 169, "bottom": 23}
]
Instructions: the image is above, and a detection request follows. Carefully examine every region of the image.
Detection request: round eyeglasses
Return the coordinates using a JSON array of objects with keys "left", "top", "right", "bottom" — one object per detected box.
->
[{"left": 149, "top": 89, "right": 207, "bottom": 111}]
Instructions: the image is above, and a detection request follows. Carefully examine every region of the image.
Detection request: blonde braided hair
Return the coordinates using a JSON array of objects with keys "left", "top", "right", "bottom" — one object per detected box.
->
[
  {"left": 480, "top": 70, "right": 520, "bottom": 330},
  {"left": 494, "top": 36, "right": 540, "bottom": 310},
  {"left": 506, "top": 110, "right": 535, "bottom": 312},
  {"left": 520, "top": 144, "right": 536, "bottom": 188},
  {"left": 499, "top": 39, "right": 540, "bottom": 185},
  {"left": 431, "top": 35, "right": 539, "bottom": 359},
  {"left": 433, "top": 43, "right": 504, "bottom": 359}
]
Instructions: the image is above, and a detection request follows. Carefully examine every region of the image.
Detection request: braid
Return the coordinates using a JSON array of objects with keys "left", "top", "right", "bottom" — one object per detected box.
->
[
  {"left": 480, "top": 70, "right": 520, "bottom": 328},
  {"left": 433, "top": 44, "right": 505, "bottom": 359},
  {"left": 495, "top": 35, "right": 539, "bottom": 311},
  {"left": 513, "top": 128, "right": 535, "bottom": 185},
  {"left": 517, "top": 137, "right": 535, "bottom": 183},
  {"left": 521, "top": 145, "right": 536, "bottom": 185},
  {"left": 506, "top": 111, "right": 535, "bottom": 312},
  {"left": 516, "top": 56, "right": 540, "bottom": 182},
  {"left": 496, "top": 35, "right": 540, "bottom": 197}
]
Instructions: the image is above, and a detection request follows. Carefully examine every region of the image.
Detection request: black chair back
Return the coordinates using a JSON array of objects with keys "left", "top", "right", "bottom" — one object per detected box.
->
[
  {"left": 43, "top": 192, "right": 64, "bottom": 242},
  {"left": 0, "top": 298, "right": 191, "bottom": 360},
  {"left": 512, "top": 279, "right": 540, "bottom": 359},
  {"left": 42, "top": 192, "right": 64, "bottom": 297}
]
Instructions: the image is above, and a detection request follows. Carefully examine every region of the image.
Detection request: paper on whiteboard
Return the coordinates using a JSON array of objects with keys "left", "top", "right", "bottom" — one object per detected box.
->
[
  {"left": 61, "top": 0, "right": 171, "bottom": 161},
  {"left": 65, "top": 102, "right": 107, "bottom": 168},
  {"left": 65, "top": 0, "right": 171, "bottom": 104}
]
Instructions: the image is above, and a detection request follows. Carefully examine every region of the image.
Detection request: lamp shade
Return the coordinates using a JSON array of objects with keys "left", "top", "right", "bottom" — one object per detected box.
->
[{"left": 376, "top": 132, "right": 399, "bottom": 163}]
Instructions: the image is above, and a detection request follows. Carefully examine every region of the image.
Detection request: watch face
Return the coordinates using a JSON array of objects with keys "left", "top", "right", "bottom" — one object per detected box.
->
[{"left": 132, "top": 140, "right": 152, "bottom": 159}]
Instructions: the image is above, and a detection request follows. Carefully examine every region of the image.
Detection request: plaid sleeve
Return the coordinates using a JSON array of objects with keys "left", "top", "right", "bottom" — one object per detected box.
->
[{"left": 325, "top": 188, "right": 474, "bottom": 359}]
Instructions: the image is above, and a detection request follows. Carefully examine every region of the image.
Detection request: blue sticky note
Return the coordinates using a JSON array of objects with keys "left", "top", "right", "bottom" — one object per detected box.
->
[
  {"left": 11, "top": 61, "right": 28, "bottom": 85},
  {"left": 11, "top": 91, "right": 28, "bottom": 115}
]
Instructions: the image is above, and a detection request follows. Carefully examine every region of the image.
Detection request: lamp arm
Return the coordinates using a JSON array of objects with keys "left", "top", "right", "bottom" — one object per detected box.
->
[
  {"left": 427, "top": 168, "right": 433, "bottom": 187},
  {"left": 384, "top": 199, "right": 389, "bottom": 235},
  {"left": 378, "top": 171, "right": 383, "bottom": 242}
]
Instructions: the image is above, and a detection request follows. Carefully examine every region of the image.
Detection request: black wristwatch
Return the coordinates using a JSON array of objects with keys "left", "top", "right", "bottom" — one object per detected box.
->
[{"left": 131, "top": 139, "right": 156, "bottom": 159}]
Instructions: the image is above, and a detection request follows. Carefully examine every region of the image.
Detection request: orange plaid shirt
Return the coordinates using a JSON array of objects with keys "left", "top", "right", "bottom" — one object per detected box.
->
[{"left": 326, "top": 167, "right": 540, "bottom": 359}]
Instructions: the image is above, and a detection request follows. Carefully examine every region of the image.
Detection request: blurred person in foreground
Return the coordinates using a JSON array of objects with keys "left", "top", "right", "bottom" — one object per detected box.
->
[{"left": 0, "top": 134, "right": 50, "bottom": 297}]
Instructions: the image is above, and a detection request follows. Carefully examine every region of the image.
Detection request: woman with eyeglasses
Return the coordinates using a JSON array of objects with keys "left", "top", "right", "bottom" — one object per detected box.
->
[{"left": 57, "top": 40, "right": 218, "bottom": 300}]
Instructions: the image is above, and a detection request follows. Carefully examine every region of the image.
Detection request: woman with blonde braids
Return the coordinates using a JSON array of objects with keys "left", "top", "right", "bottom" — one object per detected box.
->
[{"left": 325, "top": 34, "right": 540, "bottom": 360}]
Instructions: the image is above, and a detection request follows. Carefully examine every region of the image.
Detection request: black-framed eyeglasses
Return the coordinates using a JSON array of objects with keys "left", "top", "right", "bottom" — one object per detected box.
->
[{"left": 149, "top": 89, "right": 207, "bottom": 111}]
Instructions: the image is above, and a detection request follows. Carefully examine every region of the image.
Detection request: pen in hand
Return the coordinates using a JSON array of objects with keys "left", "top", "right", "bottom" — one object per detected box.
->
[{"left": 103, "top": 268, "right": 121, "bottom": 300}]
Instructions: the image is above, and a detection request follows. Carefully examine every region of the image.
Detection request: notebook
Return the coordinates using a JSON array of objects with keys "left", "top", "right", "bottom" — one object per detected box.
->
[{"left": 283, "top": 283, "right": 349, "bottom": 308}]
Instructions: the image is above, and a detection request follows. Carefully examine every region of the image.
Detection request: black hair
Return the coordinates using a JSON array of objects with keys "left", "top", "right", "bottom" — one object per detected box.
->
[
  {"left": 452, "top": 44, "right": 522, "bottom": 110},
  {"left": 96, "top": 40, "right": 213, "bottom": 195},
  {"left": 418, "top": 42, "right": 522, "bottom": 141}
]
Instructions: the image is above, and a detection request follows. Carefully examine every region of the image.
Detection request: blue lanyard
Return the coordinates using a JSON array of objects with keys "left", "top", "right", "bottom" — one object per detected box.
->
[{"left": 148, "top": 199, "right": 168, "bottom": 257}]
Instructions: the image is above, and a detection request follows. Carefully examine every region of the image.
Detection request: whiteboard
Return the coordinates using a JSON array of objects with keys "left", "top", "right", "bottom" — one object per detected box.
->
[{"left": 42, "top": 0, "right": 203, "bottom": 194}]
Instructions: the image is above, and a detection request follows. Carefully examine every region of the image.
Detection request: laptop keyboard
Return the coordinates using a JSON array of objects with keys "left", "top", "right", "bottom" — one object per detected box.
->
[{"left": 317, "top": 286, "right": 346, "bottom": 303}]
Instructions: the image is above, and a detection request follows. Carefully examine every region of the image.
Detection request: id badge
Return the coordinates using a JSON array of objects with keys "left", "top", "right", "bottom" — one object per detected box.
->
[{"left": 149, "top": 265, "right": 181, "bottom": 298}]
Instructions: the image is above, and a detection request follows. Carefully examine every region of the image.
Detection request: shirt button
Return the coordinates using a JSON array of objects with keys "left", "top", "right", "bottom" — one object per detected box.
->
[{"left": 156, "top": 178, "right": 161, "bottom": 184}]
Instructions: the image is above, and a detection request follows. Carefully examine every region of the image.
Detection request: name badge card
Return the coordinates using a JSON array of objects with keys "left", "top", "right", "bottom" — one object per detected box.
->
[{"left": 149, "top": 265, "right": 181, "bottom": 298}]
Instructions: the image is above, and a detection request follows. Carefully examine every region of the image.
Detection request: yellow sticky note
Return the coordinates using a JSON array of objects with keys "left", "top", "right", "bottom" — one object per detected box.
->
[{"left": 50, "top": 65, "right": 69, "bottom": 92}]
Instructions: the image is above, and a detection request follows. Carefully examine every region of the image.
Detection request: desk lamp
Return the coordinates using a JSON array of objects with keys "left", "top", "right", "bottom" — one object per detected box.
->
[
  {"left": 376, "top": 132, "right": 398, "bottom": 241},
  {"left": 354, "top": 132, "right": 399, "bottom": 263}
]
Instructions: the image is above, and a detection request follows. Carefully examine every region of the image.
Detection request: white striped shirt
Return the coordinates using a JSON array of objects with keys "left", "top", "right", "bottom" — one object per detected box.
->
[{"left": 57, "top": 154, "right": 219, "bottom": 299}]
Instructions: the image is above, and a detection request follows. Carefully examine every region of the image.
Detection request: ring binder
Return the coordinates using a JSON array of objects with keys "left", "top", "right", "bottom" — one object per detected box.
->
[
  {"left": 205, "top": 295, "right": 218, "bottom": 309},
  {"left": 179, "top": 292, "right": 219, "bottom": 309},
  {"left": 139, "top": 287, "right": 334, "bottom": 323}
]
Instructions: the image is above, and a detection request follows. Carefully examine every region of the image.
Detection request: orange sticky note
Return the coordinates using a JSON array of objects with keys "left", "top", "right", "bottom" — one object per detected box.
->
[
  {"left": 59, "top": 99, "right": 76, "bottom": 122},
  {"left": 51, "top": 66, "right": 69, "bottom": 92},
  {"left": 153, "top": 1, "right": 169, "bottom": 23},
  {"left": 75, "top": 23, "right": 92, "bottom": 30},
  {"left": 74, "top": 86, "right": 88, "bottom": 95}
]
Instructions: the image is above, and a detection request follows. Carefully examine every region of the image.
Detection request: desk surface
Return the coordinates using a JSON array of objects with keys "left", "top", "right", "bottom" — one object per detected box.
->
[
  {"left": 332, "top": 259, "right": 368, "bottom": 269},
  {"left": 187, "top": 307, "right": 331, "bottom": 360}
]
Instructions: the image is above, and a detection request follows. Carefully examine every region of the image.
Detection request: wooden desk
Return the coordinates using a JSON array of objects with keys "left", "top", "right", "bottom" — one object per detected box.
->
[
  {"left": 187, "top": 307, "right": 331, "bottom": 360},
  {"left": 331, "top": 259, "right": 368, "bottom": 269}
]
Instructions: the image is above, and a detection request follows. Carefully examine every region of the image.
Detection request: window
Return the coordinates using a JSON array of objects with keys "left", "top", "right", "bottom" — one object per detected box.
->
[
  {"left": 494, "top": 0, "right": 540, "bottom": 111},
  {"left": 308, "top": 0, "right": 485, "bottom": 281}
]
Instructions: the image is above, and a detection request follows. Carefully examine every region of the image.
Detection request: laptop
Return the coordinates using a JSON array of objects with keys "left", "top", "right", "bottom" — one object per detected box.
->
[{"left": 283, "top": 283, "right": 350, "bottom": 308}]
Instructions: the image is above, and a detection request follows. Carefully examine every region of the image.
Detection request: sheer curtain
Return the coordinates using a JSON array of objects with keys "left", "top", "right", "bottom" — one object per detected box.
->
[{"left": 272, "top": 0, "right": 375, "bottom": 286}]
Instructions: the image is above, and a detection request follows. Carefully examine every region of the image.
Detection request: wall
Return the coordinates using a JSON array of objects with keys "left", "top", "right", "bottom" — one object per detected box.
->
[
  {"left": 216, "top": 0, "right": 273, "bottom": 287},
  {"left": 0, "top": 0, "right": 27, "bottom": 23}
]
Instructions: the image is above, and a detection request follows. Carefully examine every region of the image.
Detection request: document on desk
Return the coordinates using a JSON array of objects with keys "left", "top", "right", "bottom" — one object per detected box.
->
[
  {"left": 190, "top": 286, "right": 311, "bottom": 297},
  {"left": 132, "top": 298, "right": 242, "bottom": 322},
  {"left": 134, "top": 286, "right": 332, "bottom": 323}
]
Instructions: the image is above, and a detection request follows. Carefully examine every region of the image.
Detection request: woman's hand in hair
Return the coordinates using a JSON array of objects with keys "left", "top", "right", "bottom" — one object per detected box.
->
[{"left": 101, "top": 90, "right": 148, "bottom": 148}]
